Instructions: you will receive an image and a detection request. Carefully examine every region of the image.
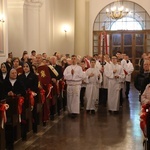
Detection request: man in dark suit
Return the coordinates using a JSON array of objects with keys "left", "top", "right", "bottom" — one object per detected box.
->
[
  {"left": 49, "top": 56, "right": 63, "bottom": 120},
  {"left": 134, "top": 60, "right": 150, "bottom": 101}
]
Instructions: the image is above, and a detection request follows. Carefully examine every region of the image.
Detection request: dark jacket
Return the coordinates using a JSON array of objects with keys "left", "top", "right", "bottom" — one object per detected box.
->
[
  {"left": 3, "top": 78, "right": 26, "bottom": 98},
  {"left": 134, "top": 72, "right": 150, "bottom": 94},
  {"left": 18, "top": 72, "right": 38, "bottom": 93},
  {"left": 49, "top": 65, "right": 63, "bottom": 80}
]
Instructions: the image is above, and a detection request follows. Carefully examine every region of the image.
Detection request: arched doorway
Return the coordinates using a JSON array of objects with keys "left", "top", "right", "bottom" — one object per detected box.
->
[{"left": 93, "top": 1, "right": 150, "bottom": 72}]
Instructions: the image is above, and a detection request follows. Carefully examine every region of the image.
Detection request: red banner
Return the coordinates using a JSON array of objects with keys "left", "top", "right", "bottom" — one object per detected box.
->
[{"left": 37, "top": 65, "right": 52, "bottom": 86}]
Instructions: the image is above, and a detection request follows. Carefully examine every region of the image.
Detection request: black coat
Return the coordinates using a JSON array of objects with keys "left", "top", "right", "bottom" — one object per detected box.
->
[
  {"left": 0, "top": 79, "right": 4, "bottom": 100},
  {"left": 18, "top": 72, "right": 38, "bottom": 93},
  {"left": 3, "top": 78, "right": 26, "bottom": 98},
  {"left": 49, "top": 65, "right": 63, "bottom": 80},
  {"left": 0, "top": 70, "right": 10, "bottom": 81},
  {"left": 134, "top": 72, "right": 150, "bottom": 94}
]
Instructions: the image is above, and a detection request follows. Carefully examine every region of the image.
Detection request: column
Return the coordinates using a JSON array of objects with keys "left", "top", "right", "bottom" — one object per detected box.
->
[
  {"left": 75, "top": 0, "right": 87, "bottom": 56},
  {"left": 24, "top": 0, "right": 42, "bottom": 54}
]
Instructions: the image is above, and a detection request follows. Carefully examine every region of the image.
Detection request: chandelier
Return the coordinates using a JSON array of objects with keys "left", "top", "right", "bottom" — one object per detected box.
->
[{"left": 106, "top": 0, "right": 129, "bottom": 20}]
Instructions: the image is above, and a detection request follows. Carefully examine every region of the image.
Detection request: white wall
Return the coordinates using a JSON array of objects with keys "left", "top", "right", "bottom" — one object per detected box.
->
[
  {"left": 49, "top": 0, "right": 75, "bottom": 56},
  {"left": 7, "top": 0, "right": 75, "bottom": 57},
  {"left": 75, "top": 0, "right": 86, "bottom": 56},
  {"left": 6, "top": 0, "right": 150, "bottom": 59},
  {"left": 0, "top": 0, "right": 8, "bottom": 63},
  {"left": 7, "top": 1, "right": 24, "bottom": 57}
]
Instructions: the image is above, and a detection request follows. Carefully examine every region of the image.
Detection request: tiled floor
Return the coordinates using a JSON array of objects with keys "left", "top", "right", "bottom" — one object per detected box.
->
[{"left": 15, "top": 84, "right": 144, "bottom": 150}]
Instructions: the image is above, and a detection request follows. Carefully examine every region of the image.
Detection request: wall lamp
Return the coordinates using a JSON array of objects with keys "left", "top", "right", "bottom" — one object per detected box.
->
[
  {"left": 63, "top": 25, "right": 70, "bottom": 33},
  {"left": 0, "top": 14, "right": 5, "bottom": 23}
]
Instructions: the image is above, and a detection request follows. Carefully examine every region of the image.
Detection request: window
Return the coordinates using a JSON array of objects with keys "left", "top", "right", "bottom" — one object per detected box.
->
[
  {"left": 93, "top": 1, "right": 150, "bottom": 31},
  {"left": 111, "top": 17, "right": 142, "bottom": 30}
]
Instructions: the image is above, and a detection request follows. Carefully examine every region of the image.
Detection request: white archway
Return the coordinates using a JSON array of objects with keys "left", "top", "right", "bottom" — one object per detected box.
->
[{"left": 93, "top": 1, "right": 150, "bottom": 31}]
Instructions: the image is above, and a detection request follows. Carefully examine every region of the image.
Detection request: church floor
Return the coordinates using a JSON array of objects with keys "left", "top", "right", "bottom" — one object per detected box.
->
[{"left": 15, "top": 85, "right": 143, "bottom": 150}]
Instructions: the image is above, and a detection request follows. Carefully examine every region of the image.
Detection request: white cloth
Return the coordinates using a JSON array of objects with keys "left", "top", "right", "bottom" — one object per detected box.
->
[
  {"left": 121, "top": 59, "right": 126, "bottom": 69},
  {"left": 63, "top": 65, "right": 85, "bottom": 85},
  {"left": 2, "top": 73, "right": 6, "bottom": 80},
  {"left": 9, "top": 79, "right": 16, "bottom": 86},
  {"left": 63, "top": 64, "right": 86, "bottom": 114},
  {"left": 67, "top": 85, "right": 81, "bottom": 113},
  {"left": 141, "top": 84, "right": 150, "bottom": 105},
  {"left": 103, "top": 61, "right": 112, "bottom": 89},
  {"left": 85, "top": 68, "right": 102, "bottom": 110},
  {"left": 95, "top": 60, "right": 102, "bottom": 70},
  {"left": 105, "top": 63, "right": 125, "bottom": 111},
  {"left": 124, "top": 60, "right": 134, "bottom": 82},
  {"left": 25, "top": 72, "right": 30, "bottom": 77}
]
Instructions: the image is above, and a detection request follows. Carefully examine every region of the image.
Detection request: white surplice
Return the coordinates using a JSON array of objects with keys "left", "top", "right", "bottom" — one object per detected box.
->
[
  {"left": 63, "top": 64, "right": 85, "bottom": 114},
  {"left": 85, "top": 68, "right": 102, "bottom": 110},
  {"left": 103, "top": 61, "right": 112, "bottom": 89},
  {"left": 105, "top": 63, "right": 125, "bottom": 111}
]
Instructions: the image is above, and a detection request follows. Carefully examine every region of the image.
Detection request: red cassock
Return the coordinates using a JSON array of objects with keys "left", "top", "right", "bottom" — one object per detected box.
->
[{"left": 37, "top": 65, "right": 52, "bottom": 122}]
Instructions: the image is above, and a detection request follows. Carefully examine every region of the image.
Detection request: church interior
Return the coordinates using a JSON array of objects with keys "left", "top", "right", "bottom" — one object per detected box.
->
[{"left": 0, "top": 0, "right": 150, "bottom": 150}]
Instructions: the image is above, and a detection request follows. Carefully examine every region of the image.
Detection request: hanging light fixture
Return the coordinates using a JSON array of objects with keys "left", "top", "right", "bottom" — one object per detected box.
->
[{"left": 106, "top": 0, "right": 129, "bottom": 20}]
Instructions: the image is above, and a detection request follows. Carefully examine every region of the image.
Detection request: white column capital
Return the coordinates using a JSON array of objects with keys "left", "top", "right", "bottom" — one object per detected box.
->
[{"left": 24, "top": 0, "right": 43, "bottom": 7}]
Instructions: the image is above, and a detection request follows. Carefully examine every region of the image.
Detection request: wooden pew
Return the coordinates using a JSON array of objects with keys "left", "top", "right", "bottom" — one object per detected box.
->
[
  {"left": 5, "top": 96, "right": 22, "bottom": 148},
  {"left": 37, "top": 91, "right": 44, "bottom": 128},
  {"left": 0, "top": 126, "right": 5, "bottom": 150},
  {"left": 25, "top": 92, "right": 33, "bottom": 135},
  {"left": 0, "top": 99, "right": 6, "bottom": 150}
]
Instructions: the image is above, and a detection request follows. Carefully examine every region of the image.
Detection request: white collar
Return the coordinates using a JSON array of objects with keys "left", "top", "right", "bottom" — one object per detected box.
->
[
  {"left": 25, "top": 72, "right": 30, "bottom": 77},
  {"left": 9, "top": 78, "right": 17, "bottom": 86}
]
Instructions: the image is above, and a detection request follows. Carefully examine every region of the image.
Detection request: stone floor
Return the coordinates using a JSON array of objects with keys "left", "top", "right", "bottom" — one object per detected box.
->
[{"left": 15, "top": 84, "right": 144, "bottom": 150}]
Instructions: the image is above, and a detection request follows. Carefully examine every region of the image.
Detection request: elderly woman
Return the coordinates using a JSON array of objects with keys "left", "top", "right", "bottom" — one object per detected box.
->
[{"left": 3, "top": 68, "right": 26, "bottom": 149}]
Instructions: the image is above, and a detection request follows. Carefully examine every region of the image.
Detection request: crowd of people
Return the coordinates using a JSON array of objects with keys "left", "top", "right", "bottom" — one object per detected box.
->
[{"left": 2, "top": 49, "right": 150, "bottom": 149}]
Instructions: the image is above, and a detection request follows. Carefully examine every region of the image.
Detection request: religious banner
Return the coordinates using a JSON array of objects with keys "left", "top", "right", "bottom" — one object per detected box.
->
[
  {"left": 100, "top": 30, "right": 109, "bottom": 55},
  {"left": 37, "top": 65, "right": 51, "bottom": 86}
]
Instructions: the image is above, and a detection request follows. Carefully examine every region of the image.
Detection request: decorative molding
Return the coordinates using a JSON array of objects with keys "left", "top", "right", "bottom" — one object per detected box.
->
[
  {"left": 7, "top": 1, "right": 24, "bottom": 9},
  {"left": 24, "top": 0, "right": 43, "bottom": 7}
]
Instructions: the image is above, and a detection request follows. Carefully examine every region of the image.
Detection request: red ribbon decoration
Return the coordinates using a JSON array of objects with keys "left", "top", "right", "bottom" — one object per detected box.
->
[
  {"left": 46, "top": 84, "right": 53, "bottom": 99},
  {"left": 18, "top": 96, "right": 24, "bottom": 115},
  {"left": 27, "top": 89, "right": 35, "bottom": 106},
  {"left": 140, "top": 104, "right": 150, "bottom": 137},
  {"left": 0, "top": 104, "right": 9, "bottom": 123},
  {"left": 40, "top": 89, "right": 46, "bottom": 104},
  {"left": 124, "top": 70, "right": 128, "bottom": 75}
]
